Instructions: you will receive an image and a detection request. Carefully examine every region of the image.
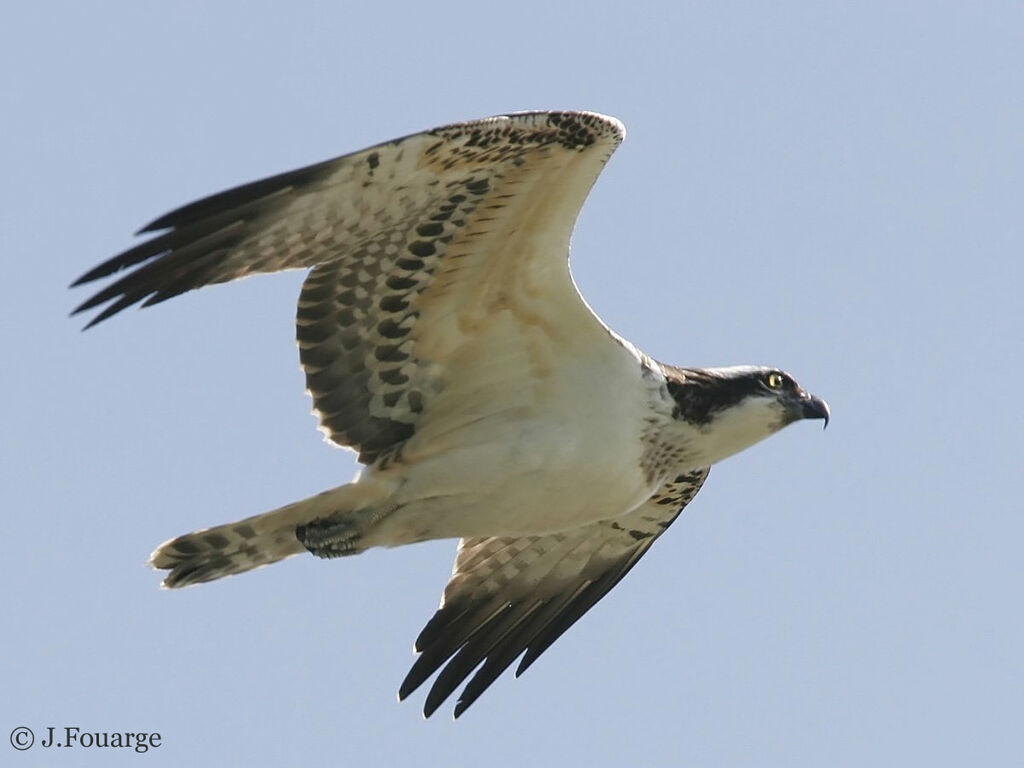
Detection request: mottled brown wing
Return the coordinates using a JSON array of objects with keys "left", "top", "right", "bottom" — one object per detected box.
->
[
  {"left": 399, "top": 469, "right": 710, "bottom": 718},
  {"left": 72, "top": 111, "right": 625, "bottom": 465}
]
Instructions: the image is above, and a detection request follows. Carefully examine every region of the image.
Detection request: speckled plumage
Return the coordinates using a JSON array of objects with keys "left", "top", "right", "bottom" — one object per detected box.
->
[{"left": 73, "top": 111, "right": 829, "bottom": 718}]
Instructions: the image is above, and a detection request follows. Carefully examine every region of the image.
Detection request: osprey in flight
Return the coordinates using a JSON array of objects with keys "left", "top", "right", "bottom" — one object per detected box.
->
[{"left": 73, "top": 111, "right": 829, "bottom": 718}]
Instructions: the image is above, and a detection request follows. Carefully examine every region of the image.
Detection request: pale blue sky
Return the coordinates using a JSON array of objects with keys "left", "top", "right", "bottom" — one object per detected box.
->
[{"left": 3, "top": 1, "right": 1022, "bottom": 766}]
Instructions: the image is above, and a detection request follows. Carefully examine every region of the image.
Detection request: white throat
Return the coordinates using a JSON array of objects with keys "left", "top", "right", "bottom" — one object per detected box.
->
[{"left": 685, "top": 398, "right": 784, "bottom": 468}]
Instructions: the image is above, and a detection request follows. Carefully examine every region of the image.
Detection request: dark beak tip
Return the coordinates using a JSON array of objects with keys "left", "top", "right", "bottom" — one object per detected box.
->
[{"left": 801, "top": 394, "right": 830, "bottom": 429}]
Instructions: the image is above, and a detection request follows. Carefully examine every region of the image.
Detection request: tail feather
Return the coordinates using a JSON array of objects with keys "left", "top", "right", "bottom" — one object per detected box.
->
[{"left": 150, "top": 482, "right": 381, "bottom": 588}]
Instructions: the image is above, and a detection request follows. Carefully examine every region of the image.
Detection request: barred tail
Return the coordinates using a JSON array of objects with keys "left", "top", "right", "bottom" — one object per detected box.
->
[{"left": 150, "top": 482, "right": 383, "bottom": 588}]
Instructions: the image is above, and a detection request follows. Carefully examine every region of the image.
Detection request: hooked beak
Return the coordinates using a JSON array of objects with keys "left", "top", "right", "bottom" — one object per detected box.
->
[{"left": 800, "top": 393, "right": 831, "bottom": 429}]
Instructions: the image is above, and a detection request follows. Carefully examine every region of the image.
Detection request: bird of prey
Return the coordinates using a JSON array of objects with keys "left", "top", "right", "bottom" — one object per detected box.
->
[{"left": 72, "top": 110, "right": 830, "bottom": 718}]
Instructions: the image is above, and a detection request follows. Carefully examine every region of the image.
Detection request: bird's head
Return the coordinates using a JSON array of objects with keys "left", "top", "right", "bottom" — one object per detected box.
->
[{"left": 662, "top": 365, "right": 830, "bottom": 467}]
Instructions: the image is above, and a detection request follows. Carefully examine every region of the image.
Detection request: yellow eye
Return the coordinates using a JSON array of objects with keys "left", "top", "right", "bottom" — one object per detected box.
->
[{"left": 766, "top": 372, "right": 784, "bottom": 389}]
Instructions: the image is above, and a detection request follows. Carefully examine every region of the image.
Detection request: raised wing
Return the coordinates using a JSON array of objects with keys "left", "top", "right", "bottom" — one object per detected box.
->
[
  {"left": 72, "top": 111, "right": 625, "bottom": 465},
  {"left": 399, "top": 469, "right": 710, "bottom": 718}
]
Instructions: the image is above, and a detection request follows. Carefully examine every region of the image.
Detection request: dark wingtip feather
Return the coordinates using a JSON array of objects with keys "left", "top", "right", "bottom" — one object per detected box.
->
[
  {"left": 70, "top": 255, "right": 129, "bottom": 287},
  {"left": 135, "top": 219, "right": 170, "bottom": 236},
  {"left": 135, "top": 155, "right": 337, "bottom": 235},
  {"left": 422, "top": 693, "right": 445, "bottom": 720},
  {"left": 71, "top": 151, "right": 343, "bottom": 327},
  {"left": 80, "top": 313, "right": 109, "bottom": 331},
  {"left": 79, "top": 297, "right": 140, "bottom": 329},
  {"left": 398, "top": 653, "right": 439, "bottom": 703},
  {"left": 71, "top": 289, "right": 115, "bottom": 316}
]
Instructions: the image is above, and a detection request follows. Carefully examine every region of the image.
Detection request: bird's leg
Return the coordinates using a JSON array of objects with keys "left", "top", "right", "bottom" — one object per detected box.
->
[{"left": 295, "top": 504, "right": 396, "bottom": 558}]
